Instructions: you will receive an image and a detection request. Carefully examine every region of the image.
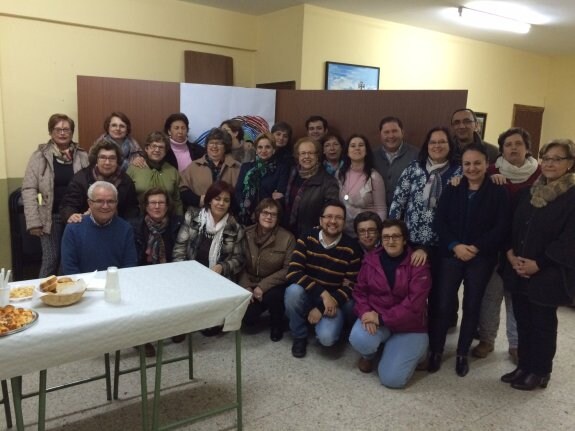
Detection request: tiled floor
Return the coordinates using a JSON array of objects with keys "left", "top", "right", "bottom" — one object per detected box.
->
[{"left": 2, "top": 306, "right": 575, "bottom": 431}]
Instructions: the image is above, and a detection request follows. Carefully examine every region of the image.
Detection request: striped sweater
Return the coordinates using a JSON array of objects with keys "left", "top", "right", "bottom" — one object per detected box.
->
[{"left": 286, "top": 228, "right": 361, "bottom": 309}]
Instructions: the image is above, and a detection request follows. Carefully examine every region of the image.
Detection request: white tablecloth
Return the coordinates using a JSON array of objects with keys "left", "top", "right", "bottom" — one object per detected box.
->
[{"left": 0, "top": 261, "right": 251, "bottom": 380}]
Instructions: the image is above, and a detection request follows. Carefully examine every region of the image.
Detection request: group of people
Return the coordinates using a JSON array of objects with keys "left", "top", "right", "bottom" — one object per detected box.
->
[{"left": 21, "top": 109, "right": 575, "bottom": 390}]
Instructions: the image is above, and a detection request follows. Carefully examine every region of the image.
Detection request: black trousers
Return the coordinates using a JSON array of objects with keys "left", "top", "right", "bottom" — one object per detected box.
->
[
  {"left": 512, "top": 292, "right": 558, "bottom": 376},
  {"left": 243, "top": 285, "right": 286, "bottom": 328}
]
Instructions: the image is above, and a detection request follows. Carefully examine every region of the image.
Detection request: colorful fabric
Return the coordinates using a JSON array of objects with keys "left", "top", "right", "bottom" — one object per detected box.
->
[
  {"left": 48, "top": 140, "right": 76, "bottom": 164},
  {"left": 144, "top": 214, "right": 168, "bottom": 264},
  {"left": 238, "top": 156, "right": 277, "bottom": 225}
]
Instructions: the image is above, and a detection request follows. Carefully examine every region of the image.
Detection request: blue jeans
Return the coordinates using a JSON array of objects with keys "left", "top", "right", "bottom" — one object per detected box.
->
[
  {"left": 428, "top": 255, "right": 496, "bottom": 356},
  {"left": 284, "top": 283, "right": 344, "bottom": 346},
  {"left": 349, "top": 319, "right": 428, "bottom": 389}
]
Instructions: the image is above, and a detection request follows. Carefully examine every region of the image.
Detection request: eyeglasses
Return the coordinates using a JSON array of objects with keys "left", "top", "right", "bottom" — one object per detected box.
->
[
  {"left": 98, "top": 155, "right": 117, "bottom": 162},
  {"left": 298, "top": 151, "right": 317, "bottom": 157},
  {"left": 89, "top": 199, "right": 118, "bottom": 207},
  {"left": 382, "top": 234, "right": 403, "bottom": 242},
  {"left": 207, "top": 141, "right": 225, "bottom": 147},
  {"left": 541, "top": 156, "right": 571, "bottom": 164},
  {"left": 357, "top": 228, "right": 378, "bottom": 237},
  {"left": 321, "top": 215, "right": 344, "bottom": 222},
  {"left": 109, "top": 123, "right": 127, "bottom": 129},
  {"left": 147, "top": 201, "right": 167, "bottom": 207},
  {"left": 53, "top": 128, "right": 72, "bottom": 135},
  {"left": 429, "top": 140, "right": 449, "bottom": 146},
  {"left": 451, "top": 119, "right": 475, "bottom": 127},
  {"left": 261, "top": 210, "right": 278, "bottom": 219},
  {"left": 148, "top": 144, "right": 166, "bottom": 151}
]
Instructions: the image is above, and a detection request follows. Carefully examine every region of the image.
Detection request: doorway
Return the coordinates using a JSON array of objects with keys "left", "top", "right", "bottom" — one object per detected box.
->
[{"left": 512, "top": 104, "right": 544, "bottom": 157}]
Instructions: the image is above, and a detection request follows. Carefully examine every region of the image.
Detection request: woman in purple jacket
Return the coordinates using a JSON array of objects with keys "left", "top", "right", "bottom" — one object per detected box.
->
[{"left": 349, "top": 219, "right": 431, "bottom": 388}]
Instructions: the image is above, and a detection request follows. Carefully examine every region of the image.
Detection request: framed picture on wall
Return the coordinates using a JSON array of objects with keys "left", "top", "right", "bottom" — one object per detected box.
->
[
  {"left": 325, "top": 61, "right": 380, "bottom": 90},
  {"left": 475, "top": 112, "right": 487, "bottom": 139}
]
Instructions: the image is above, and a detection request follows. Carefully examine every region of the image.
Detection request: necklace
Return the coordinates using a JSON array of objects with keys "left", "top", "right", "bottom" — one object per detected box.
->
[{"left": 342, "top": 169, "right": 366, "bottom": 201}]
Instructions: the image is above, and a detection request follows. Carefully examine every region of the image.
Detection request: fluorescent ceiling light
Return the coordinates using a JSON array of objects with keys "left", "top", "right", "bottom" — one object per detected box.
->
[
  {"left": 467, "top": 1, "right": 549, "bottom": 25},
  {"left": 456, "top": 6, "right": 531, "bottom": 34}
]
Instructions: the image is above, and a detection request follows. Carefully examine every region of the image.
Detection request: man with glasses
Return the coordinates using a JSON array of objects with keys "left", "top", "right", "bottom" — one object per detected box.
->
[
  {"left": 285, "top": 201, "right": 362, "bottom": 358},
  {"left": 61, "top": 181, "right": 137, "bottom": 275},
  {"left": 451, "top": 108, "right": 499, "bottom": 163}
]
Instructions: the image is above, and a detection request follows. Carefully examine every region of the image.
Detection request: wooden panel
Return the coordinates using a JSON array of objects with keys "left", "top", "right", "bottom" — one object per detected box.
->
[
  {"left": 256, "top": 81, "right": 296, "bottom": 90},
  {"left": 77, "top": 76, "right": 180, "bottom": 150},
  {"left": 512, "top": 104, "right": 544, "bottom": 157},
  {"left": 184, "top": 51, "right": 233, "bottom": 86},
  {"left": 275, "top": 90, "right": 468, "bottom": 149}
]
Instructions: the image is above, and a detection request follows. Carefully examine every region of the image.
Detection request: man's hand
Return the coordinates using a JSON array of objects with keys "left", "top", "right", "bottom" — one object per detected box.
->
[
  {"left": 308, "top": 308, "right": 322, "bottom": 324},
  {"left": 320, "top": 291, "right": 338, "bottom": 317},
  {"left": 453, "top": 244, "right": 477, "bottom": 262}
]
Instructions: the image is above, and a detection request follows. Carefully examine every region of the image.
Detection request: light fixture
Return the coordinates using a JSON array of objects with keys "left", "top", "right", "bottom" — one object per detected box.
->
[{"left": 457, "top": 6, "right": 531, "bottom": 34}]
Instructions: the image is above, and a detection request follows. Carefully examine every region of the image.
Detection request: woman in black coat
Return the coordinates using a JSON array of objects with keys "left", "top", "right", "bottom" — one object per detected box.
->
[{"left": 501, "top": 139, "right": 575, "bottom": 390}]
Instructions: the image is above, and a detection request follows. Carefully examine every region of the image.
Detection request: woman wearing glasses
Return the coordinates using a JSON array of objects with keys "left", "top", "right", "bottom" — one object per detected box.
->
[
  {"left": 180, "top": 128, "right": 240, "bottom": 209},
  {"left": 353, "top": 211, "right": 383, "bottom": 255},
  {"left": 59, "top": 138, "right": 139, "bottom": 224},
  {"left": 337, "top": 134, "right": 386, "bottom": 238},
  {"left": 239, "top": 198, "right": 295, "bottom": 341},
  {"left": 284, "top": 137, "right": 339, "bottom": 237},
  {"left": 501, "top": 139, "right": 575, "bottom": 390},
  {"left": 22, "top": 114, "right": 89, "bottom": 277},
  {"left": 127, "top": 131, "right": 183, "bottom": 215},
  {"left": 349, "top": 219, "right": 431, "bottom": 388},
  {"left": 428, "top": 143, "right": 509, "bottom": 377}
]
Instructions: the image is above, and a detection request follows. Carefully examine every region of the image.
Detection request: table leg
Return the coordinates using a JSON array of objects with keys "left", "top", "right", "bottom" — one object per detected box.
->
[
  {"left": 104, "top": 353, "right": 112, "bottom": 401},
  {"left": 151, "top": 340, "right": 164, "bottom": 431},
  {"left": 38, "top": 370, "right": 47, "bottom": 431},
  {"left": 188, "top": 334, "right": 194, "bottom": 380},
  {"left": 235, "top": 331, "right": 243, "bottom": 431},
  {"left": 113, "top": 350, "right": 121, "bottom": 400},
  {"left": 2, "top": 379, "right": 13, "bottom": 429},
  {"left": 10, "top": 376, "right": 24, "bottom": 431},
  {"left": 139, "top": 346, "right": 149, "bottom": 431}
]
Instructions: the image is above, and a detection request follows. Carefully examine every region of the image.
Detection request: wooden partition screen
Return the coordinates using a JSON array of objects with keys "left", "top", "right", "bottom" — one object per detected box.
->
[
  {"left": 184, "top": 51, "right": 233, "bottom": 86},
  {"left": 276, "top": 90, "right": 467, "bottom": 150},
  {"left": 77, "top": 76, "right": 180, "bottom": 150}
]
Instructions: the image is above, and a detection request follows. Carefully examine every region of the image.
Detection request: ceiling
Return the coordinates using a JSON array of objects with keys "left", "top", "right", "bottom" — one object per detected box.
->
[{"left": 181, "top": 0, "right": 575, "bottom": 55}]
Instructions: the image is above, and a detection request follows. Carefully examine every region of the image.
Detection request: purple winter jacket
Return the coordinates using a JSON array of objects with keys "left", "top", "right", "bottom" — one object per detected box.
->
[{"left": 353, "top": 247, "right": 431, "bottom": 333}]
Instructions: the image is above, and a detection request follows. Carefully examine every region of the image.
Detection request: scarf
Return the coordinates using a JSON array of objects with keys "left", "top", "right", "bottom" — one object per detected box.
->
[
  {"left": 530, "top": 172, "right": 575, "bottom": 208},
  {"left": 48, "top": 140, "right": 76, "bottom": 164},
  {"left": 323, "top": 160, "right": 343, "bottom": 176},
  {"left": 205, "top": 156, "right": 224, "bottom": 182},
  {"left": 239, "top": 157, "right": 277, "bottom": 225},
  {"left": 495, "top": 156, "right": 539, "bottom": 184},
  {"left": 92, "top": 165, "right": 122, "bottom": 187},
  {"left": 144, "top": 215, "right": 169, "bottom": 264},
  {"left": 254, "top": 225, "right": 275, "bottom": 247},
  {"left": 198, "top": 208, "right": 229, "bottom": 268},
  {"left": 422, "top": 159, "right": 449, "bottom": 209},
  {"left": 286, "top": 163, "right": 319, "bottom": 227}
]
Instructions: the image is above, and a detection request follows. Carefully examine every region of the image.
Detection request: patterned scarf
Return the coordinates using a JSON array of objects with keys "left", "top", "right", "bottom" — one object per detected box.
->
[
  {"left": 198, "top": 208, "right": 229, "bottom": 268},
  {"left": 239, "top": 157, "right": 277, "bottom": 225},
  {"left": 144, "top": 215, "right": 169, "bottom": 264},
  {"left": 323, "top": 159, "right": 343, "bottom": 176},
  {"left": 530, "top": 173, "right": 575, "bottom": 208},
  {"left": 49, "top": 140, "right": 76, "bottom": 164},
  {"left": 286, "top": 163, "right": 319, "bottom": 227},
  {"left": 205, "top": 156, "right": 224, "bottom": 182},
  {"left": 92, "top": 165, "right": 122, "bottom": 187},
  {"left": 423, "top": 159, "right": 449, "bottom": 209}
]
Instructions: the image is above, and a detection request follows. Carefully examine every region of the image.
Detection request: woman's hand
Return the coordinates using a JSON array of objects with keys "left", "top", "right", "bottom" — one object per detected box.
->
[
  {"left": 506, "top": 249, "right": 520, "bottom": 267},
  {"left": 131, "top": 155, "right": 148, "bottom": 168},
  {"left": 308, "top": 307, "right": 322, "bottom": 324},
  {"left": 449, "top": 175, "right": 462, "bottom": 187},
  {"left": 410, "top": 249, "right": 428, "bottom": 266},
  {"left": 29, "top": 227, "right": 44, "bottom": 237},
  {"left": 513, "top": 257, "right": 540, "bottom": 278},
  {"left": 453, "top": 244, "right": 477, "bottom": 261},
  {"left": 253, "top": 286, "right": 264, "bottom": 302},
  {"left": 490, "top": 174, "right": 507, "bottom": 185},
  {"left": 361, "top": 311, "right": 379, "bottom": 335},
  {"left": 272, "top": 191, "right": 284, "bottom": 200},
  {"left": 67, "top": 213, "right": 83, "bottom": 224},
  {"left": 211, "top": 264, "right": 223, "bottom": 275}
]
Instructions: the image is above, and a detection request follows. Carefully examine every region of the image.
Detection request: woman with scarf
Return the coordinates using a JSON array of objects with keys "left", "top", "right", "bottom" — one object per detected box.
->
[
  {"left": 59, "top": 138, "right": 139, "bottom": 224},
  {"left": 239, "top": 198, "right": 295, "bottom": 341},
  {"left": 472, "top": 127, "right": 541, "bottom": 363},
  {"left": 501, "top": 139, "right": 575, "bottom": 390},
  {"left": 127, "top": 131, "right": 183, "bottom": 215},
  {"left": 235, "top": 133, "right": 289, "bottom": 226},
  {"left": 173, "top": 181, "right": 245, "bottom": 335},
  {"left": 94, "top": 112, "right": 145, "bottom": 171},
  {"left": 180, "top": 128, "right": 240, "bottom": 209},
  {"left": 321, "top": 134, "right": 345, "bottom": 176},
  {"left": 22, "top": 113, "right": 89, "bottom": 277},
  {"left": 163, "top": 112, "right": 205, "bottom": 172},
  {"left": 337, "top": 134, "right": 386, "bottom": 238},
  {"left": 284, "top": 137, "right": 339, "bottom": 237}
]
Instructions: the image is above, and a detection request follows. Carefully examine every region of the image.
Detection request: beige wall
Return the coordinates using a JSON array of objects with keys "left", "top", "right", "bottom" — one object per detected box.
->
[
  {"left": 299, "top": 6, "right": 551, "bottom": 145},
  {"left": 542, "top": 55, "right": 575, "bottom": 143}
]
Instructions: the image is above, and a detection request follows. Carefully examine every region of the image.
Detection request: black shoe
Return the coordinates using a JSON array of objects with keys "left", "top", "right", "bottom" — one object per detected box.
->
[
  {"left": 270, "top": 326, "right": 283, "bottom": 342},
  {"left": 171, "top": 334, "right": 186, "bottom": 343},
  {"left": 427, "top": 352, "right": 442, "bottom": 373},
  {"left": 511, "top": 373, "right": 550, "bottom": 390},
  {"left": 455, "top": 355, "right": 469, "bottom": 377},
  {"left": 201, "top": 326, "right": 223, "bottom": 337},
  {"left": 291, "top": 338, "right": 307, "bottom": 358},
  {"left": 501, "top": 368, "right": 527, "bottom": 384}
]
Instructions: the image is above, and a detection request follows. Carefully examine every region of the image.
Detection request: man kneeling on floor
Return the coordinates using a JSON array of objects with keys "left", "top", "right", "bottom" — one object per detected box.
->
[{"left": 285, "top": 200, "right": 362, "bottom": 358}]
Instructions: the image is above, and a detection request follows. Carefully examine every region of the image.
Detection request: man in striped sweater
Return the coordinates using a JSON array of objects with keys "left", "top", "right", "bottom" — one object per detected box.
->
[{"left": 285, "top": 200, "right": 362, "bottom": 358}]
